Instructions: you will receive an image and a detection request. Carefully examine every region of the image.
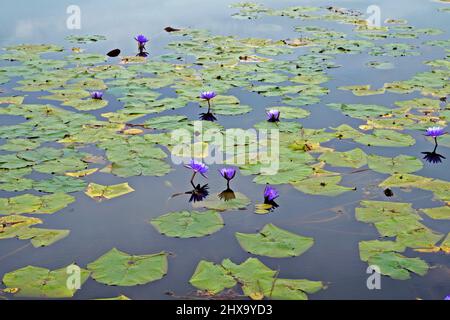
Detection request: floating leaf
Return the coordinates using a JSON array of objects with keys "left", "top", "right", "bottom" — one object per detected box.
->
[
  {"left": 367, "top": 154, "right": 423, "bottom": 174},
  {"left": 318, "top": 148, "right": 367, "bottom": 168},
  {"left": 235, "top": 224, "right": 314, "bottom": 258},
  {"left": 354, "top": 130, "right": 415, "bottom": 147},
  {"left": 2, "top": 264, "right": 89, "bottom": 298},
  {"left": 150, "top": 210, "right": 224, "bottom": 238},
  {"left": 192, "top": 192, "right": 251, "bottom": 212},
  {"left": 33, "top": 176, "right": 87, "bottom": 193},
  {"left": 421, "top": 206, "right": 450, "bottom": 220},
  {"left": 291, "top": 175, "right": 355, "bottom": 196},
  {"left": 190, "top": 258, "right": 324, "bottom": 300},
  {"left": 85, "top": 183, "right": 134, "bottom": 200},
  {"left": 189, "top": 261, "right": 237, "bottom": 294},
  {"left": 0, "top": 193, "right": 75, "bottom": 215},
  {"left": 87, "top": 248, "right": 168, "bottom": 286}
]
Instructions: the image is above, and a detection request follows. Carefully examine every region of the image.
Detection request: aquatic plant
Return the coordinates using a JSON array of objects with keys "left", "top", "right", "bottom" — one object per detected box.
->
[
  {"left": 90, "top": 91, "right": 103, "bottom": 99},
  {"left": 266, "top": 109, "right": 280, "bottom": 122},
  {"left": 185, "top": 159, "right": 208, "bottom": 184},
  {"left": 264, "top": 185, "right": 279, "bottom": 202},
  {"left": 219, "top": 167, "right": 236, "bottom": 188},
  {"left": 200, "top": 91, "right": 217, "bottom": 112},
  {"left": 425, "top": 126, "right": 446, "bottom": 146}
]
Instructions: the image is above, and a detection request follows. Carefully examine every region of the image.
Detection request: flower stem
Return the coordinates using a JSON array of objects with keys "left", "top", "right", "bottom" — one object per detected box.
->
[
  {"left": 207, "top": 100, "right": 211, "bottom": 113},
  {"left": 190, "top": 172, "right": 197, "bottom": 185}
]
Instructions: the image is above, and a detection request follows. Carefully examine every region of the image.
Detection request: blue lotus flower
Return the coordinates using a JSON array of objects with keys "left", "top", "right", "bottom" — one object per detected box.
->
[
  {"left": 219, "top": 167, "right": 236, "bottom": 181},
  {"left": 134, "top": 34, "right": 149, "bottom": 45},
  {"left": 185, "top": 160, "right": 208, "bottom": 184},
  {"left": 425, "top": 126, "right": 445, "bottom": 138},
  {"left": 264, "top": 185, "right": 279, "bottom": 202},
  {"left": 200, "top": 91, "right": 217, "bottom": 100},
  {"left": 90, "top": 91, "right": 103, "bottom": 99},
  {"left": 266, "top": 109, "right": 280, "bottom": 122}
]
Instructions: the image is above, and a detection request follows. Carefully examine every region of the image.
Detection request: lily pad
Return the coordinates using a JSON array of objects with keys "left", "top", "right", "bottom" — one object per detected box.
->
[
  {"left": 192, "top": 192, "right": 251, "bottom": 212},
  {"left": 291, "top": 175, "right": 355, "bottom": 196},
  {"left": 150, "top": 210, "right": 224, "bottom": 238},
  {"left": 85, "top": 182, "right": 134, "bottom": 200},
  {"left": 318, "top": 148, "right": 367, "bottom": 168},
  {"left": 367, "top": 154, "right": 423, "bottom": 174},
  {"left": 190, "top": 258, "right": 324, "bottom": 300},
  {"left": 421, "top": 206, "right": 450, "bottom": 220},
  {"left": 87, "top": 248, "right": 168, "bottom": 286},
  {"left": 235, "top": 224, "right": 314, "bottom": 258},
  {"left": 2, "top": 264, "right": 89, "bottom": 298}
]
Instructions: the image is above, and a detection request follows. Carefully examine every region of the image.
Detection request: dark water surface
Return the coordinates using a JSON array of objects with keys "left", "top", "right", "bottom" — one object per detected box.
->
[{"left": 0, "top": 0, "right": 449, "bottom": 299}]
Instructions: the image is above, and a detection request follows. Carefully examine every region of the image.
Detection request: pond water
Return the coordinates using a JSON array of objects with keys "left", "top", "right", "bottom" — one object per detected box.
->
[{"left": 0, "top": 0, "right": 449, "bottom": 300}]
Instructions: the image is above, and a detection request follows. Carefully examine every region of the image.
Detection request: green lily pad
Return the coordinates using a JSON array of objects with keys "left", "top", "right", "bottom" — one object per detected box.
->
[
  {"left": 367, "top": 252, "right": 428, "bottom": 280},
  {"left": 359, "top": 240, "right": 406, "bottom": 261},
  {"left": 0, "top": 193, "right": 75, "bottom": 215},
  {"left": 0, "top": 138, "right": 40, "bottom": 152},
  {"left": 192, "top": 192, "right": 251, "bottom": 212},
  {"left": 291, "top": 175, "right": 355, "bottom": 196},
  {"left": 367, "top": 154, "right": 423, "bottom": 174},
  {"left": 421, "top": 206, "right": 450, "bottom": 220},
  {"left": 150, "top": 210, "right": 224, "bottom": 238},
  {"left": 33, "top": 176, "right": 87, "bottom": 193},
  {"left": 190, "top": 258, "right": 324, "bottom": 300},
  {"left": 87, "top": 248, "right": 168, "bottom": 286},
  {"left": 318, "top": 148, "right": 367, "bottom": 168},
  {"left": 65, "top": 34, "right": 107, "bottom": 44},
  {"left": 235, "top": 224, "right": 314, "bottom": 258},
  {"left": 189, "top": 261, "right": 237, "bottom": 294},
  {"left": 2, "top": 264, "right": 89, "bottom": 298},
  {"left": 85, "top": 182, "right": 134, "bottom": 200},
  {"left": 354, "top": 130, "right": 415, "bottom": 147}
]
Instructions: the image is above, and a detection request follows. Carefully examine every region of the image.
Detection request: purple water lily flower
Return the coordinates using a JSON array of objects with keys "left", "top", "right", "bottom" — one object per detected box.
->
[
  {"left": 219, "top": 167, "right": 236, "bottom": 181},
  {"left": 264, "top": 185, "right": 279, "bottom": 202},
  {"left": 134, "top": 34, "right": 149, "bottom": 45},
  {"left": 185, "top": 159, "right": 208, "bottom": 184},
  {"left": 219, "top": 167, "right": 236, "bottom": 188},
  {"left": 266, "top": 109, "right": 280, "bottom": 122},
  {"left": 200, "top": 91, "right": 217, "bottom": 101},
  {"left": 425, "top": 126, "right": 445, "bottom": 138},
  {"left": 425, "top": 126, "right": 446, "bottom": 146},
  {"left": 445, "top": 295, "right": 450, "bottom": 300},
  {"left": 90, "top": 91, "right": 103, "bottom": 99},
  {"left": 185, "top": 159, "right": 208, "bottom": 175}
]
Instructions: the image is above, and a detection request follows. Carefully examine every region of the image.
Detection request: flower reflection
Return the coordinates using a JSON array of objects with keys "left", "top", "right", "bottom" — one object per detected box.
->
[
  {"left": 199, "top": 111, "right": 217, "bottom": 122},
  {"left": 422, "top": 143, "right": 446, "bottom": 164},
  {"left": 186, "top": 184, "right": 210, "bottom": 203},
  {"left": 218, "top": 188, "right": 236, "bottom": 202},
  {"left": 422, "top": 151, "right": 446, "bottom": 164},
  {"left": 171, "top": 184, "right": 209, "bottom": 203}
]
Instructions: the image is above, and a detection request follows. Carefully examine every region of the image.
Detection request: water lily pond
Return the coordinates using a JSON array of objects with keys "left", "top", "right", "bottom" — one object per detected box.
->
[{"left": 0, "top": 0, "right": 449, "bottom": 300}]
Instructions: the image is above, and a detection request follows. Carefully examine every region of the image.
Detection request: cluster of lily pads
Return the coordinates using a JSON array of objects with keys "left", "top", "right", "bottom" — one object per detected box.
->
[{"left": 0, "top": 1, "right": 449, "bottom": 300}]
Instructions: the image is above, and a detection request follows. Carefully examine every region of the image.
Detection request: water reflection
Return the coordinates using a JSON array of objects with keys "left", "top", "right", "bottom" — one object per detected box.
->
[
  {"left": 171, "top": 183, "right": 210, "bottom": 203},
  {"left": 199, "top": 111, "right": 217, "bottom": 122},
  {"left": 422, "top": 143, "right": 446, "bottom": 164},
  {"left": 218, "top": 187, "right": 236, "bottom": 201}
]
